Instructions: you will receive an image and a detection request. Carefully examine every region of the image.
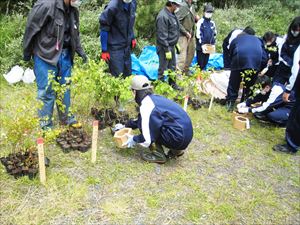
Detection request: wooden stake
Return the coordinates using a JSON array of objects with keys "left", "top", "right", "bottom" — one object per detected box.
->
[
  {"left": 91, "top": 120, "right": 99, "bottom": 163},
  {"left": 183, "top": 95, "right": 189, "bottom": 112},
  {"left": 37, "top": 138, "right": 46, "bottom": 185},
  {"left": 208, "top": 95, "right": 214, "bottom": 112}
]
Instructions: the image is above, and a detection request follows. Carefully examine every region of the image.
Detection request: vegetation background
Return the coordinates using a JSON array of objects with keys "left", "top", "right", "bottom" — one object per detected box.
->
[{"left": 0, "top": 0, "right": 299, "bottom": 224}]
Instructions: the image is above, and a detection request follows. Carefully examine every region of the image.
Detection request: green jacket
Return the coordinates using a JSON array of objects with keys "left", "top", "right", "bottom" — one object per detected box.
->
[{"left": 175, "top": 1, "right": 196, "bottom": 37}]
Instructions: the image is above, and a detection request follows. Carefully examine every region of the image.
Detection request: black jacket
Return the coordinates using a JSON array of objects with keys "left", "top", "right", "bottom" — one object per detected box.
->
[{"left": 23, "top": 0, "right": 86, "bottom": 65}]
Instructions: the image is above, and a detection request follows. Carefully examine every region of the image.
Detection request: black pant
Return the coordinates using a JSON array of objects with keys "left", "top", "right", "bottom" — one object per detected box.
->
[
  {"left": 157, "top": 45, "right": 176, "bottom": 80},
  {"left": 286, "top": 100, "right": 300, "bottom": 152},
  {"left": 196, "top": 49, "right": 210, "bottom": 70},
  {"left": 226, "top": 69, "right": 258, "bottom": 102}
]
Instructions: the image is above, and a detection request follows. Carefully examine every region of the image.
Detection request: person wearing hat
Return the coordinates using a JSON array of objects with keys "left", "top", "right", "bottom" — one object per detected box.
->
[
  {"left": 99, "top": 0, "right": 137, "bottom": 78},
  {"left": 23, "top": 0, "right": 87, "bottom": 129},
  {"left": 195, "top": 3, "right": 217, "bottom": 70},
  {"left": 123, "top": 75, "right": 193, "bottom": 164},
  {"left": 156, "top": 0, "right": 182, "bottom": 90}
]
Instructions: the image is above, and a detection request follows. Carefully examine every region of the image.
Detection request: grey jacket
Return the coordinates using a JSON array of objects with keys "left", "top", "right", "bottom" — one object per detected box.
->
[
  {"left": 175, "top": 0, "right": 196, "bottom": 37},
  {"left": 156, "top": 7, "right": 180, "bottom": 52},
  {"left": 23, "top": 0, "right": 86, "bottom": 65}
]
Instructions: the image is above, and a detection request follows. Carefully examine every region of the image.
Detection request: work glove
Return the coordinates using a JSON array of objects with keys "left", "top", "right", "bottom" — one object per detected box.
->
[
  {"left": 165, "top": 51, "right": 172, "bottom": 60},
  {"left": 175, "top": 43, "right": 181, "bottom": 54},
  {"left": 122, "top": 134, "right": 136, "bottom": 148},
  {"left": 101, "top": 52, "right": 110, "bottom": 62},
  {"left": 238, "top": 107, "right": 250, "bottom": 114},
  {"left": 131, "top": 39, "right": 137, "bottom": 49},
  {"left": 237, "top": 102, "right": 247, "bottom": 109},
  {"left": 113, "top": 123, "right": 125, "bottom": 132}
]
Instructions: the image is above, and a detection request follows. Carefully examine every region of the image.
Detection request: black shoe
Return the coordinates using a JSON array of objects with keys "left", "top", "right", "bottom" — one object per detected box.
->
[
  {"left": 140, "top": 150, "right": 167, "bottom": 164},
  {"left": 167, "top": 149, "right": 185, "bottom": 159},
  {"left": 226, "top": 101, "right": 235, "bottom": 112},
  {"left": 273, "top": 144, "right": 296, "bottom": 154},
  {"left": 253, "top": 112, "right": 270, "bottom": 123}
]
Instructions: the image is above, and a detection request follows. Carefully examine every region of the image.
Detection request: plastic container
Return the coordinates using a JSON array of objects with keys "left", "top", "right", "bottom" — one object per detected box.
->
[
  {"left": 113, "top": 128, "right": 132, "bottom": 148},
  {"left": 233, "top": 116, "right": 250, "bottom": 131}
]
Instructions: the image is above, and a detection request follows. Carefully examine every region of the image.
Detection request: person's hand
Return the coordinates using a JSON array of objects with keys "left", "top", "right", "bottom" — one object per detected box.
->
[
  {"left": 238, "top": 107, "right": 250, "bottom": 114},
  {"left": 237, "top": 102, "right": 246, "bottom": 109},
  {"left": 267, "top": 59, "right": 273, "bottom": 66},
  {"left": 186, "top": 32, "right": 191, "bottom": 39},
  {"left": 282, "top": 92, "right": 290, "bottom": 102},
  {"left": 165, "top": 51, "right": 172, "bottom": 60},
  {"left": 175, "top": 43, "right": 181, "bottom": 54},
  {"left": 122, "top": 134, "right": 136, "bottom": 148},
  {"left": 131, "top": 39, "right": 137, "bottom": 49},
  {"left": 101, "top": 52, "right": 110, "bottom": 62}
]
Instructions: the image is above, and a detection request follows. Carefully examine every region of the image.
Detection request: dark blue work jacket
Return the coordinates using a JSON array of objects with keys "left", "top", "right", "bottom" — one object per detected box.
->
[
  {"left": 99, "top": 0, "right": 136, "bottom": 51},
  {"left": 229, "top": 34, "right": 267, "bottom": 71}
]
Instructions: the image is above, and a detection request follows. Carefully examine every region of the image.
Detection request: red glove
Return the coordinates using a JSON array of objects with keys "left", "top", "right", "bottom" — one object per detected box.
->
[
  {"left": 131, "top": 39, "right": 137, "bottom": 49},
  {"left": 101, "top": 52, "right": 110, "bottom": 62}
]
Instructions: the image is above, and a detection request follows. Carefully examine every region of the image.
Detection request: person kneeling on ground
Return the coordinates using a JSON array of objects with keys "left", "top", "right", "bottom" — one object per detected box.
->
[
  {"left": 237, "top": 76, "right": 295, "bottom": 126},
  {"left": 123, "top": 75, "right": 193, "bottom": 164}
]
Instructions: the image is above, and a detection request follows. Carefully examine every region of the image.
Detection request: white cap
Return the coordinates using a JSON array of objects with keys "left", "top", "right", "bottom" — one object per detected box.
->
[{"left": 131, "top": 75, "right": 152, "bottom": 90}]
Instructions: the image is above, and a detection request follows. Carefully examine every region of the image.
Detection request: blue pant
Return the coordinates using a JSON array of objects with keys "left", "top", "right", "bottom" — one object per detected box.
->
[
  {"left": 109, "top": 47, "right": 132, "bottom": 77},
  {"left": 286, "top": 100, "right": 300, "bottom": 152},
  {"left": 267, "top": 107, "right": 290, "bottom": 126},
  {"left": 34, "top": 49, "right": 76, "bottom": 129}
]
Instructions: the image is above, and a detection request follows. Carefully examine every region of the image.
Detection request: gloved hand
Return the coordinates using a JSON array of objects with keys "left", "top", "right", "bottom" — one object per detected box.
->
[
  {"left": 238, "top": 107, "right": 250, "bottom": 114},
  {"left": 114, "top": 123, "right": 125, "bottom": 132},
  {"left": 201, "top": 44, "right": 208, "bottom": 53},
  {"left": 101, "top": 52, "right": 110, "bottom": 62},
  {"left": 122, "top": 134, "right": 136, "bottom": 148},
  {"left": 175, "top": 43, "right": 181, "bottom": 54},
  {"left": 165, "top": 51, "right": 172, "bottom": 60},
  {"left": 237, "top": 102, "right": 247, "bottom": 109},
  {"left": 131, "top": 39, "right": 137, "bottom": 49}
]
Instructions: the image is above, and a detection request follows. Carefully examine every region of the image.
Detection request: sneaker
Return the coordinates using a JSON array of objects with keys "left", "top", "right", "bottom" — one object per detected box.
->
[
  {"left": 140, "top": 150, "right": 167, "bottom": 164},
  {"left": 167, "top": 149, "right": 185, "bottom": 159},
  {"left": 272, "top": 144, "right": 296, "bottom": 154}
]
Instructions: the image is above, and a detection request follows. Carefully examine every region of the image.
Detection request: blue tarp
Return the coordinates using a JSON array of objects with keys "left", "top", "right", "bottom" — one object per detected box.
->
[{"left": 131, "top": 45, "right": 224, "bottom": 80}]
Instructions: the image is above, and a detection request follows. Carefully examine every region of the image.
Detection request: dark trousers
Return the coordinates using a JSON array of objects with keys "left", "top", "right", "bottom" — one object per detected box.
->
[
  {"left": 286, "top": 100, "right": 300, "bottom": 152},
  {"left": 222, "top": 44, "right": 230, "bottom": 69},
  {"left": 267, "top": 107, "right": 291, "bottom": 126},
  {"left": 196, "top": 49, "right": 209, "bottom": 70},
  {"left": 109, "top": 46, "right": 131, "bottom": 77},
  {"left": 157, "top": 45, "right": 176, "bottom": 80},
  {"left": 226, "top": 69, "right": 258, "bottom": 102}
]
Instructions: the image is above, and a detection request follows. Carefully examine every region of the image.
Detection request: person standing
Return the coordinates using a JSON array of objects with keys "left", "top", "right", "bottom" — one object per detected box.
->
[
  {"left": 123, "top": 75, "right": 193, "bottom": 164},
  {"left": 195, "top": 3, "right": 217, "bottom": 70},
  {"left": 175, "top": 0, "right": 196, "bottom": 75},
  {"left": 156, "top": 0, "right": 182, "bottom": 90},
  {"left": 99, "top": 0, "right": 137, "bottom": 78},
  {"left": 225, "top": 30, "right": 268, "bottom": 111},
  {"left": 23, "top": 0, "right": 87, "bottom": 129}
]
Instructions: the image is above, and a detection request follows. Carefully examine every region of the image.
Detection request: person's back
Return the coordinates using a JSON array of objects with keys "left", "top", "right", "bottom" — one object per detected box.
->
[{"left": 230, "top": 34, "right": 266, "bottom": 71}]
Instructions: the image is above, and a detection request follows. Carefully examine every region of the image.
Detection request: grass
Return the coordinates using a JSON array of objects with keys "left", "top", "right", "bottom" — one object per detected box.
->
[{"left": 0, "top": 79, "right": 299, "bottom": 224}]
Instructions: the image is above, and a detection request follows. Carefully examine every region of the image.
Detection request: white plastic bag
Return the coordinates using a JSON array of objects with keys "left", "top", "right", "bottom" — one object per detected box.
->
[
  {"left": 22, "top": 68, "right": 35, "bottom": 84},
  {"left": 3, "top": 65, "right": 24, "bottom": 84}
]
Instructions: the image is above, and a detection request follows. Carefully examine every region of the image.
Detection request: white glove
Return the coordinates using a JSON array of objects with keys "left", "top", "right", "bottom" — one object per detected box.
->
[
  {"left": 114, "top": 123, "right": 125, "bottom": 131},
  {"left": 122, "top": 134, "right": 136, "bottom": 148},
  {"left": 238, "top": 107, "right": 250, "bottom": 114},
  {"left": 237, "top": 102, "right": 247, "bottom": 109},
  {"left": 201, "top": 45, "right": 208, "bottom": 53}
]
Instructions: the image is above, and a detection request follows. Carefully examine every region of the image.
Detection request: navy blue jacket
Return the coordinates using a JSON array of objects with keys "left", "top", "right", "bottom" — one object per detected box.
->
[
  {"left": 127, "top": 94, "right": 193, "bottom": 150},
  {"left": 99, "top": 0, "right": 136, "bottom": 51},
  {"left": 196, "top": 17, "right": 217, "bottom": 50},
  {"left": 229, "top": 34, "right": 267, "bottom": 71}
]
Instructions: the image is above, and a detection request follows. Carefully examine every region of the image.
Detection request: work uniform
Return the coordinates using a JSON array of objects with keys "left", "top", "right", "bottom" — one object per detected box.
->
[
  {"left": 226, "top": 33, "right": 267, "bottom": 102},
  {"left": 175, "top": 0, "right": 196, "bottom": 74},
  {"left": 23, "top": 0, "right": 86, "bottom": 129},
  {"left": 156, "top": 7, "right": 180, "bottom": 80},
  {"left": 196, "top": 16, "right": 217, "bottom": 69},
  {"left": 285, "top": 45, "right": 300, "bottom": 152},
  {"left": 99, "top": 0, "right": 136, "bottom": 77},
  {"left": 245, "top": 83, "right": 295, "bottom": 126},
  {"left": 126, "top": 94, "right": 193, "bottom": 151},
  {"left": 222, "top": 28, "right": 243, "bottom": 69}
]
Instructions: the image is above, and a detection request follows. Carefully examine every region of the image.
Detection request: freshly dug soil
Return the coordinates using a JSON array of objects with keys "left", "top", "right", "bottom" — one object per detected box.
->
[
  {"left": 56, "top": 127, "right": 92, "bottom": 153},
  {"left": 0, "top": 147, "right": 40, "bottom": 179}
]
